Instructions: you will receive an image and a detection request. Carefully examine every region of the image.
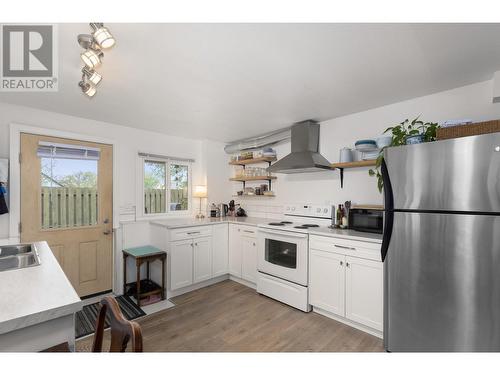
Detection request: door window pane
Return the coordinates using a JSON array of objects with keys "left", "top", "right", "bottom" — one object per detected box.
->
[
  {"left": 40, "top": 157, "right": 98, "bottom": 229},
  {"left": 170, "top": 164, "right": 188, "bottom": 211},
  {"left": 144, "top": 160, "right": 166, "bottom": 214}
]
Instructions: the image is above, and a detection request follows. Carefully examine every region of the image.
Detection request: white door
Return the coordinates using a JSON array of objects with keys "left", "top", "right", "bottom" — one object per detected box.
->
[
  {"left": 193, "top": 236, "right": 213, "bottom": 283},
  {"left": 228, "top": 224, "right": 242, "bottom": 277},
  {"left": 212, "top": 224, "right": 229, "bottom": 277},
  {"left": 309, "top": 249, "right": 346, "bottom": 316},
  {"left": 241, "top": 234, "right": 257, "bottom": 283},
  {"left": 170, "top": 239, "right": 193, "bottom": 290},
  {"left": 345, "top": 255, "right": 383, "bottom": 331}
]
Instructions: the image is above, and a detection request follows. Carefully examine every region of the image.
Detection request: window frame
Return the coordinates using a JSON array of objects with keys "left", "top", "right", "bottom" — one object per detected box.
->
[{"left": 138, "top": 155, "right": 192, "bottom": 218}]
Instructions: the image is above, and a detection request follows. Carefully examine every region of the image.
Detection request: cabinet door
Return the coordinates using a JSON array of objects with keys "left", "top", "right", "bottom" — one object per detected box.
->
[
  {"left": 193, "top": 237, "right": 213, "bottom": 283},
  {"left": 170, "top": 239, "right": 193, "bottom": 290},
  {"left": 241, "top": 235, "right": 257, "bottom": 283},
  {"left": 228, "top": 225, "right": 242, "bottom": 277},
  {"left": 309, "top": 249, "right": 345, "bottom": 316},
  {"left": 345, "top": 256, "right": 383, "bottom": 331},
  {"left": 212, "top": 224, "right": 229, "bottom": 277}
]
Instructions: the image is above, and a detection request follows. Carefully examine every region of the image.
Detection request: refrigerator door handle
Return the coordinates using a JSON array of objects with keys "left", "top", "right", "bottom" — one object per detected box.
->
[{"left": 381, "top": 157, "right": 394, "bottom": 262}]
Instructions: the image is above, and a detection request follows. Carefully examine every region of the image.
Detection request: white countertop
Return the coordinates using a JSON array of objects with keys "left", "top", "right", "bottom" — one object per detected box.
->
[
  {"left": 150, "top": 216, "right": 383, "bottom": 244},
  {"left": 0, "top": 241, "right": 82, "bottom": 335},
  {"left": 151, "top": 216, "right": 270, "bottom": 229},
  {"left": 308, "top": 227, "right": 383, "bottom": 243}
]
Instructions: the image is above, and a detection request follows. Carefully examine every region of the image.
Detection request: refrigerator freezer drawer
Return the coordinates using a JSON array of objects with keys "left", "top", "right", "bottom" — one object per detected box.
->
[
  {"left": 384, "top": 132, "right": 500, "bottom": 212},
  {"left": 385, "top": 212, "right": 500, "bottom": 351}
]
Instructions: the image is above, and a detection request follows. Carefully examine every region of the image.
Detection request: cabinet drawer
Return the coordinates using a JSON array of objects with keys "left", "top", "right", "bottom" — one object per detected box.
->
[
  {"left": 233, "top": 225, "right": 257, "bottom": 238},
  {"left": 170, "top": 226, "right": 212, "bottom": 241},
  {"left": 309, "top": 235, "right": 381, "bottom": 262}
]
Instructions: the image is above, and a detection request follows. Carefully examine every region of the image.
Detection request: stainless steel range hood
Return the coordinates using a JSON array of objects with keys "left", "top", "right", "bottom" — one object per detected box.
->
[{"left": 267, "top": 120, "right": 332, "bottom": 174}]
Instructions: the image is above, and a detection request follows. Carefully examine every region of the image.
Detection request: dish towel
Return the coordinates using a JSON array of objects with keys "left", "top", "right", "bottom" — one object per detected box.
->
[{"left": 0, "top": 183, "right": 8, "bottom": 215}]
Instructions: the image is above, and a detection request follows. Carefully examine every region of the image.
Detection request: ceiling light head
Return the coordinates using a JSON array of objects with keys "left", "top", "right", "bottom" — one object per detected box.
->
[
  {"left": 79, "top": 81, "right": 97, "bottom": 98},
  {"left": 77, "top": 34, "right": 94, "bottom": 49},
  {"left": 82, "top": 67, "right": 102, "bottom": 86},
  {"left": 80, "top": 48, "right": 104, "bottom": 69},
  {"left": 90, "top": 22, "right": 115, "bottom": 49}
]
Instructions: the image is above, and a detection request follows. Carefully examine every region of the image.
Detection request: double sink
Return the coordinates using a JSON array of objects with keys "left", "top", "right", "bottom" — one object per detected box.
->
[{"left": 0, "top": 244, "right": 41, "bottom": 272}]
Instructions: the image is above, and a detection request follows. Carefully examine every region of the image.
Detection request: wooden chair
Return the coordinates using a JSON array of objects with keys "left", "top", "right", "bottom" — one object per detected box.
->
[{"left": 92, "top": 296, "right": 143, "bottom": 352}]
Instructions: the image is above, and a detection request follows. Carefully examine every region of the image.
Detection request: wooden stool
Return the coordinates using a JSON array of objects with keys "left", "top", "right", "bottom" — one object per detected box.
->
[{"left": 123, "top": 245, "right": 166, "bottom": 307}]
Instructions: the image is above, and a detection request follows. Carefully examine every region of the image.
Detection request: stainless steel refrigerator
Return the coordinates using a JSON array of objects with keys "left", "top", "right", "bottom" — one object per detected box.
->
[{"left": 381, "top": 132, "right": 500, "bottom": 352}]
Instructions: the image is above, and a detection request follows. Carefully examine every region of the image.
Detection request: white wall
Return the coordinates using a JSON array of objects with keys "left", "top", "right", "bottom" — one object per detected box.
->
[
  {"left": 0, "top": 101, "right": 232, "bottom": 293},
  {"left": 232, "top": 79, "right": 500, "bottom": 216}
]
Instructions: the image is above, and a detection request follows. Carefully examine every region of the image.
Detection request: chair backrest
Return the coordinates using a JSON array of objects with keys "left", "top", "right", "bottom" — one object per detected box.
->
[{"left": 92, "top": 296, "right": 143, "bottom": 352}]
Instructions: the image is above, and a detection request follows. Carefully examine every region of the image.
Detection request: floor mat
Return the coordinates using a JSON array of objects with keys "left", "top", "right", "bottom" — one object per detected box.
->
[{"left": 75, "top": 295, "right": 146, "bottom": 339}]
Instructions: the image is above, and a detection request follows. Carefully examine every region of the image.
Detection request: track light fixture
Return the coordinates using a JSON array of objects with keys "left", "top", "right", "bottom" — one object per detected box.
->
[
  {"left": 90, "top": 23, "right": 116, "bottom": 49},
  {"left": 77, "top": 23, "right": 115, "bottom": 98},
  {"left": 82, "top": 67, "right": 102, "bottom": 86},
  {"left": 79, "top": 81, "right": 97, "bottom": 98}
]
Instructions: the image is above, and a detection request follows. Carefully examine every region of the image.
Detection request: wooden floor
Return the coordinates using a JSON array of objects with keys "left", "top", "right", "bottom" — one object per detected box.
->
[{"left": 76, "top": 280, "right": 383, "bottom": 352}]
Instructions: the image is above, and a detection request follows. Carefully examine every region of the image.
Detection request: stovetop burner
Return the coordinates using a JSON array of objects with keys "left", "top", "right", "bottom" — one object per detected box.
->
[
  {"left": 268, "top": 221, "right": 294, "bottom": 226},
  {"left": 302, "top": 224, "right": 319, "bottom": 228},
  {"left": 294, "top": 226, "right": 308, "bottom": 229}
]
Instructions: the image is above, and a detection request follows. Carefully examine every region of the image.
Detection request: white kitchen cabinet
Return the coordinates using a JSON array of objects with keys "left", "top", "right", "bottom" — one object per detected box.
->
[
  {"left": 308, "top": 234, "right": 383, "bottom": 334},
  {"left": 170, "top": 239, "right": 194, "bottom": 290},
  {"left": 193, "top": 237, "right": 213, "bottom": 283},
  {"left": 228, "top": 224, "right": 242, "bottom": 277},
  {"left": 212, "top": 224, "right": 229, "bottom": 277},
  {"left": 309, "top": 249, "right": 345, "bottom": 316},
  {"left": 241, "top": 234, "right": 257, "bottom": 283},
  {"left": 228, "top": 224, "right": 257, "bottom": 284},
  {"left": 345, "top": 255, "right": 383, "bottom": 331}
]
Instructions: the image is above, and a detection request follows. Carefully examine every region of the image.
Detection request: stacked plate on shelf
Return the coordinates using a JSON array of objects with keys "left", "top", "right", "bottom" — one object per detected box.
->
[{"left": 354, "top": 139, "right": 379, "bottom": 160}]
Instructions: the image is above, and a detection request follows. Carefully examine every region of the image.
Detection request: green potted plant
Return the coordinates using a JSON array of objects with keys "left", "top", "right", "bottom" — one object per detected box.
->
[{"left": 369, "top": 116, "right": 439, "bottom": 192}]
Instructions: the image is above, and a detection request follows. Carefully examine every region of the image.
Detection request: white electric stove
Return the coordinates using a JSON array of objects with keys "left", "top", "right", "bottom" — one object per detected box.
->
[{"left": 256, "top": 204, "right": 332, "bottom": 312}]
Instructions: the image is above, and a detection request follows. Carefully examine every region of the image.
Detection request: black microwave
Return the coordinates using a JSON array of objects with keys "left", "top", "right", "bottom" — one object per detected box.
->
[{"left": 349, "top": 207, "right": 384, "bottom": 234}]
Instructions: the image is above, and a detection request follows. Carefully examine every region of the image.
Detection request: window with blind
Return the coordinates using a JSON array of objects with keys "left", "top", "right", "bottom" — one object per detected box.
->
[
  {"left": 37, "top": 142, "right": 100, "bottom": 229},
  {"left": 141, "top": 153, "right": 192, "bottom": 215}
]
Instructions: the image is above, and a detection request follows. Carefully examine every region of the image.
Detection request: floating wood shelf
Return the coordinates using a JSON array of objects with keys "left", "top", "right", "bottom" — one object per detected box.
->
[
  {"left": 230, "top": 176, "right": 277, "bottom": 182},
  {"left": 330, "top": 159, "right": 377, "bottom": 188},
  {"left": 229, "top": 156, "right": 277, "bottom": 166},
  {"left": 331, "top": 160, "right": 376, "bottom": 169},
  {"left": 232, "top": 194, "right": 276, "bottom": 198}
]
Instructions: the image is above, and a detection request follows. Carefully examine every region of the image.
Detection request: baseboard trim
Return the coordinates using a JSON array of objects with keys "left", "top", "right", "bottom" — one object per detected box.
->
[
  {"left": 313, "top": 306, "right": 383, "bottom": 339},
  {"left": 229, "top": 275, "right": 256, "bottom": 290},
  {"left": 168, "top": 274, "right": 229, "bottom": 298}
]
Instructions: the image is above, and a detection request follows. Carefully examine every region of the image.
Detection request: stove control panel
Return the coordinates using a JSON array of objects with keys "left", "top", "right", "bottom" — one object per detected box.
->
[{"left": 284, "top": 204, "right": 332, "bottom": 219}]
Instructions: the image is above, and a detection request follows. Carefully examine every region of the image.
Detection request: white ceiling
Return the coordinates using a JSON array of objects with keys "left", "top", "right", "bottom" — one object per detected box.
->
[{"left": 1, "top": 23, "right": 500, "bottom": 142}]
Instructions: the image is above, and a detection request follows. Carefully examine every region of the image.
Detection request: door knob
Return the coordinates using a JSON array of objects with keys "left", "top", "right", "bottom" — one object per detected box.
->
[{"left": 103, "top": 230, "right": 111, "bottom": 235}]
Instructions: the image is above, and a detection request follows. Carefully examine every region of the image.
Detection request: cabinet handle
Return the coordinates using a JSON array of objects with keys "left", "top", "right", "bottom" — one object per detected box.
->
[
  {"left": 195, "top": 243, "right": 198, "bottom": 246},
  {"left": 253, "top": 243, "right": 256, "bottom": 246},
  {"left": 346, "top": 262, "right": 350, "bottom": 267},
  {"left": 190, "top": 243, "right": 194, "bottom": 247},
  {"left": 334, "top": 244, "right": 356, "bottom": 251},
  {"left": 187, "top": 231, "right": 200, "bottom": 235},
  {"left": 243, "top": 230, "right": 255, "bottom": 234},
  {"left": 340, "top": 261, "right": 343, "bottom": 266}
]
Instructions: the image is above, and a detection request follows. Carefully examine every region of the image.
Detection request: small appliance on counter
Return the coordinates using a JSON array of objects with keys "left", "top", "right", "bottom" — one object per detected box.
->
[
  {"left": 209, "top": 203, "right": 220, "bottom": 217},
  {"left": 219, "top": 203, "right": 228, "bottom": 217},
  {"left": 348, "top": 205, "right": 383, "bottom": 234}
]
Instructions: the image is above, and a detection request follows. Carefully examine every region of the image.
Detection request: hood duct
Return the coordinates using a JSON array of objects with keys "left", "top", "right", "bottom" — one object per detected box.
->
[
  {"left": 267, "top": 120, "right": 332, "bottom": 174},
  {"left": 224, "top": 127, "right": 291, "bottom": 154}
]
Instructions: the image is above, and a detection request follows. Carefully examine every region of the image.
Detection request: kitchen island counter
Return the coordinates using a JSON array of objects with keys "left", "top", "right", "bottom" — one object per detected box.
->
[{"left": 0, "top": 241, "right": 82, "bottom": 351}]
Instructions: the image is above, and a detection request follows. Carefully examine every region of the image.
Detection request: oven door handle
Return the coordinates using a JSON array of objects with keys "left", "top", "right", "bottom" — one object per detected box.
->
[{"left": 257, "top": 228, "right": 308, "bottom": 238}]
